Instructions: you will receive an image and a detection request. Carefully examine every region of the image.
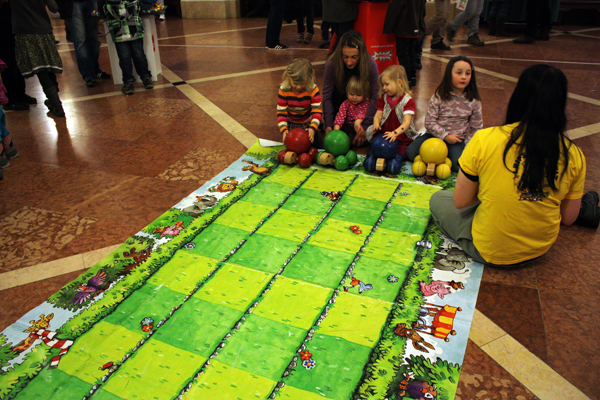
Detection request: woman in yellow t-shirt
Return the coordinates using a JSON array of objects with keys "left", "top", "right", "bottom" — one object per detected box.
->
[{"left": 429, "top": 64, "right": 598, "bottom": 267}]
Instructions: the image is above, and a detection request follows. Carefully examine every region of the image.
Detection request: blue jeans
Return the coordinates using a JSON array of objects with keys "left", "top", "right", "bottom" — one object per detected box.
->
[
  {"left": 114, "top": 39, "right": 151, "bottom": 84},
  {"left": 447, "top": 0, "right": 484, "bottom": 38},
  {"left": 68, "top": 1, "right": 101, "bottom": 81},
  {"left": 0, "top": 108, "right": 9, "bottom": 140}
]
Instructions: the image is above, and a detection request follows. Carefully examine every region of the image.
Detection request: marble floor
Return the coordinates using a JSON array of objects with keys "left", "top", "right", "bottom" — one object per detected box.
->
[{"left": 1, "top": 13, "right": 599, "bottom": 400}]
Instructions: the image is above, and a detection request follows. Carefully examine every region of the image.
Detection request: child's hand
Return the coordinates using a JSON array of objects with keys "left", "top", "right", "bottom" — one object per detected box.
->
[
  {"left": 383, "top": 131, "right": 398, "bottom": 142},
  {"left": 333, "top": 124, "right": 341, "bottom": 131},
  {"left": 373, "top": 123, "right": 381, "bottom": 132},
  {"left": 445, "top": 134, "right": 463, "bottom": 145},
  {"left": 308, "top": 128, "right": 315, "bottom": 143},
  {"left": 325, "top": 127, "right": 333, "bottom": 134},
  {"left": 282, "top": 130, "right": 288, "bottom": 143},
  {"left": 354, "top": 119, "right": 364, "bottom": 135}
]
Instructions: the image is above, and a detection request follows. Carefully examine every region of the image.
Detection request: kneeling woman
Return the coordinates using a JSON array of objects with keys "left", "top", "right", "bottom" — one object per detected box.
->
[{"left": 430, "top": 64, "right": 593, "bottom": 267}]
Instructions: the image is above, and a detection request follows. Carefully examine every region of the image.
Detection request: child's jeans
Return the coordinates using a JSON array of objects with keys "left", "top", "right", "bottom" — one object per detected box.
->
[
  {"left": 0, "top": 108, "right": 9, "bottom": 140},
  {"left": 114, "top": 39, "right": 151, "bottom": 84}
]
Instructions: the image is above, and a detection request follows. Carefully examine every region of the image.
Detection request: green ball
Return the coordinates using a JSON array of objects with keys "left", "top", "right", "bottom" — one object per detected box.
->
[
  {"left": 324, "top": 130, "right": 350, "bottom": 156},
  {"left": 346, "top": 150, "right": 357, "bottom": 166},
  {"left": 334, "top": 155, "right": 349, "bottom": 171}
]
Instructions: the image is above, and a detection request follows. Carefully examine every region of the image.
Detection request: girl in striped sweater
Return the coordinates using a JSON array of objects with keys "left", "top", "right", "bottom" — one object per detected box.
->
[{"left": 277, "top": 58, "right": 322, "bottom": 143}]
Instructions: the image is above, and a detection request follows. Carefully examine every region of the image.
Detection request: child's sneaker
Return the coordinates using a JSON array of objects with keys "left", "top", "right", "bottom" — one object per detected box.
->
[
  {"left": 4, "top": 141, "right": 18, "bottom": 159},
  {"left": 121, "top": 83, "right": 134, "bottom": 95},
  {"left": 303, "top": 33, "right": 313, "bottom": 44},
  {"left": 296, "top": 33, "right": 304, "bottom": 43},
  {"left": 143, "top": 76, "right": 154, "bottom": 89},
  {"left": 0, "top": 152, "right": 9, "bottom": 169}
]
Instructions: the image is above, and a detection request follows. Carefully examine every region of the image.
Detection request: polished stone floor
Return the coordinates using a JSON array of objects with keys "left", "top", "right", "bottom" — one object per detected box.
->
[{"left": 1, "top": 14, "right": 599, "bottom": 400}]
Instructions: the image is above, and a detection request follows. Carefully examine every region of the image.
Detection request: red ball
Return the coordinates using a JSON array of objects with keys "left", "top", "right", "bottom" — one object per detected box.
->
[
  {"left": 298, "top": 153, "right": 312, "bottom": 168},
  {"left": 285, "top": 128, "right": 312, "bottom": 154},
  {"left": 277, "top": 149, "right": 287, "bottom": 164},
  {"left": 308, "top": 147, "right": 318, "bottom": 161}
]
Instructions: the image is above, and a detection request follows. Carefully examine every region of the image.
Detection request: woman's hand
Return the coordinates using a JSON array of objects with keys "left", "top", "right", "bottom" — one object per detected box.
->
[{"left": 445, "top": 134, "right": 463, "bottom": 145}]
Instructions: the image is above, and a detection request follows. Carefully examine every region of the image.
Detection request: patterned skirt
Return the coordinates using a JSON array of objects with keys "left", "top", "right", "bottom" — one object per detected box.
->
[{"left": 15, "top": 34, "right": 63, "bottom": 78}]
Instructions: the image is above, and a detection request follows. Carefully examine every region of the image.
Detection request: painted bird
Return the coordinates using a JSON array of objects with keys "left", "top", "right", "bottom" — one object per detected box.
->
[{"left": 72, "top": 270, "right": 107, "bottom": 305}]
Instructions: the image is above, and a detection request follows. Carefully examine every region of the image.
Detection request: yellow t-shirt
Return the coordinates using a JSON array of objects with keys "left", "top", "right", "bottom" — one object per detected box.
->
[{"left": 459, "top": 122, "right": 586, "bottom": 265}]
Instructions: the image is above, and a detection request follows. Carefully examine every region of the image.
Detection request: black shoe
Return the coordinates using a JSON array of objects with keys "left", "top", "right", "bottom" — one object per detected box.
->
[
  {"left": 0, "top": 168, "right": 3, "bottom": 181},
  {"left": 85, "top": 79, "right": 96, "bottom": 87},
  {"left": 44, "top": 99, "right": 65, "bottom": 118},
  {"left": 409, "top": 77, "right": 417, "bottom": 88},
  {"left": 318, "top": 40, "right": 331, "bottom": 49},
  {"left": 95, "top": 71, "right": 111, "bottom": 79},
  {"left": 415, "top": 58, "right": 422, "bottom": 70},
  {"left": 534, "top": 32, "right": 550, "bottom": 41},
  {"left": 575, "top": 191, "right": 600, "bottom": 229},
  {"left": 431, "top": 40, "right": 451, "bottom": 50},
  {"left": 514, "top": 36, "right": 534, "bottom": 44},
  {"left": 23, "top": 94, "right": 37, "bottom": 104},
  {"left": 467, "top": 34, "right": 485, "bottom": 46},
  {"left": 142, "top": 76, "right": 154, "bottom": 89},
  {"left": 121, "top": 83, "right": 135, "bottom": 95},
  {"left": 266, "top": 44, "right": 288, "bottom": 50},
  {"left": 3, "top": 102, "right": 29, "bottom": 111}
]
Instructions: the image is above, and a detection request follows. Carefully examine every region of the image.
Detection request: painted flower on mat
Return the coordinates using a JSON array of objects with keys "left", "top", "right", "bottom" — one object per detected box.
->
[
  {"left": 387, "top": 275, "right": 398, "bottom": 283},
  {"left": 184, "top": 243, "right": 196, "bottom": 249},
  {"left": 302, "top": 359, "right": 316, "bottom": 369},
  {"left": 300, "top": 350, "right": 312, "bottom": 360}
]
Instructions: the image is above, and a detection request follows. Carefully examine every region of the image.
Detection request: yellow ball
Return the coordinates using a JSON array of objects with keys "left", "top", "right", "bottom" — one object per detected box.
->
[
  {"left": 420, "top": 138, "right": 448, "bottom": 165},
  {"left": 412, "top": 161, "right": 427, "bottom": 176},
  {"left": 444, "top": 157, "right": 452, "bottom": 169},
  {"left": 436, "top": 163, "right": 451, "bottom": 179},
  {"left": 414, "top": 155, "right": 422, "bottom": 163}
]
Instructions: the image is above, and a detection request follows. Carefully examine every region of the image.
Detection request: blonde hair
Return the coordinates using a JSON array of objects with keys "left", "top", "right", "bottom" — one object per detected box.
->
[
  {"left": 346, "top": 75, "right": 370, "bottom": 101},
  {"left": 281, "top": 58, "right": 315, "bottom": 90},
  {"left": 378, "top": 65, "right": 411, "bottom": 98}
]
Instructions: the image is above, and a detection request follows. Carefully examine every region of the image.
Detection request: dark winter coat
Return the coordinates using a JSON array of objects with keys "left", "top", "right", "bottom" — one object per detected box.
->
[{"left": 382, "top": 0, "right": 426, "bottom": 38}]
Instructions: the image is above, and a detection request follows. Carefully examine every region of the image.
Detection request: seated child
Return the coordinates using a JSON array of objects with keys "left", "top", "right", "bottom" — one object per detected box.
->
[
  {"left": 277, "top": 58, "right": 322, "bottom": 143},
  {"left": 406, "top": 55, "right": 482, "bottom": 171},
  {"left": 333, "top": 75, "right": 370, "bottom": 144},
  {"left": 104, "top": 0, "right": 154, "bottom": 95},
  {"left": 367, "top": 65, "right": 419, "bottom": 157}
]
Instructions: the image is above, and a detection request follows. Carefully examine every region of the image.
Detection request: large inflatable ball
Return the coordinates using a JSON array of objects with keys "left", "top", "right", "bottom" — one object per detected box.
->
[
  {"left": 371, "top": 135, "right": 398, "bottom": 160},
  {"left": 323, "top": 130, "right": 350, "bottom": 156},
  {"left": 420, "top": 138, "right": 448, "bottom": 165},
  {"left": 284, "top": 128, "right": 312, "bottom": 154}
]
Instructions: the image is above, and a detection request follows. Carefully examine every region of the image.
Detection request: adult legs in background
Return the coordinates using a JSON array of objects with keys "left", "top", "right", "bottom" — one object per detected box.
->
[
  {"left": 68, "top": 0, "right": 101, "bottom": 85},
  {"left": 330, "top": 20, "right": 355, "bottom": 52},
  {"left": 266, "top": 0, "right": 287, "bottom": 48},
  {"left": 395, "top": 36, "right": 417, "bottom": 86},
  {"left": 414, "top": 35, "right": 424, "bottom": 69},
  {"left": 446, "top": 0, "right": 484, "bottom": 44},
  {"left": 515, "top": 0, "right": 551, "bottom": 43},
  {"left": 466, "top": 0, "right": 485, "bottom": 39},
  {"left": 429, "top": 0, "right": 450, "bottom": 49}
]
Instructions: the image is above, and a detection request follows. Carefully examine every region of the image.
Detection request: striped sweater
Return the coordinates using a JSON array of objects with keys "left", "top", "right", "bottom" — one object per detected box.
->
[{"left": 277, "top": 84, "right": 322, "bottom": 134}]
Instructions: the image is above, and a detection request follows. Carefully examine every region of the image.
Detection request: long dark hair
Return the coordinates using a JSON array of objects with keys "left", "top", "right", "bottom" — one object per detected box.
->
[
  {"left": 328, "top": 30, "right": 372, "bottom": 94},
  {"left": 435, "top": 56, "right": 480, "bottom": 102},
  {"left": 503, "top": 64, "right": 572, "bottom": 195}
]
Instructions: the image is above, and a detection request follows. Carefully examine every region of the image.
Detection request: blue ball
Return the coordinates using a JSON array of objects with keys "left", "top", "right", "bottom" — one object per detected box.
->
[
  {"left": 371, "top": 135, "right": 399, "bottom": 160},
  {"left": 363, "top": 153, "right": 376, "bottom": 172}
]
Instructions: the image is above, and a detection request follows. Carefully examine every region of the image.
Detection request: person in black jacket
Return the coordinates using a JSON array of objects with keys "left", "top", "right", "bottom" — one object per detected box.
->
[{"left": 383, "top": 0, "right": 426, "bottom": 88}]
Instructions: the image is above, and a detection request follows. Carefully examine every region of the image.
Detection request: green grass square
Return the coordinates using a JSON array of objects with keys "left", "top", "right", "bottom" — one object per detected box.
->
[
  {"left": 103, "top": 284, "right": 185, "bottom": 333},
  {"left": 264, "top": 164, "right": 313, "bottom": 187},
  {"left": 102, "top": 339, "right": 205, "bottom": 399},
  {"left": 345, "top": 174, "right": 401, "bottom": 202},
  {"left": 242, "top": 181, "right": 294, "bottom": 207},
  {"left": 362, "top": 227, "right": 422, "bottom": 264},
  {"left": 391, "top": 181, "right": 441, "bottom": 209},
  {"left": 153, "top": 297, "right": 244, "bottom": 358},
  {"left": 301, "top": 168, "right": 356, "bottom": 192},
  {"left": 257, "top": 209, "right": 320, "bottom": 243},
  {"left": 187, "top": 224, "right": 248, "bottom": 260},
  {"left": 318, "top": 291, "right": 391, "bottom": 348},
  {"left": 194, "top": 264, "right": 271, "bottom": 311},
  {"left": 282, "top": 244, "right": 355, "bottom": 288},
  {"left": 328, "top": 194, "right": 386, "bottom": 226},
  {"left": 15, "top": 358, "right": 104, "bottom": 399},
  {"left": 58, "top": 321, "right": 145, "bottom": 385},
  {"left": 282, "top": 333, "right": 372, "bottom": 400},
  {"left": 147, "top": 252, "right": 218, "bottom": 295},
  {"left": 215, "top": 200, "right": 274, "bottom": 232},
  {"left": 217, "top": 314, "right": 306, "bottom": 381},
  {"left": 89, "top": 389, "right": 125, "bottom": 400},
  {"left": 280, "top": 188, "right": 331, "bottom": 216},
  {"left": 278, "top": 385, "right": 337, "bottom": 400},
  {"left": 185, "top": 359, "right": 276, "bottom": 400},
  {"left": 308, "top": 218, "right": 369, "bottom": 254},
  {"left": 379, "top": 203, "right": 432, "bottom": 235},
  {"left": 342, "top": 256, "right": 411, "bottom": 303},
  {"left": 254, "top": 275, "right": 332, "bottom": 330},
  {"left": 227, "top": 233, "right": 299, "bottom": 273}
]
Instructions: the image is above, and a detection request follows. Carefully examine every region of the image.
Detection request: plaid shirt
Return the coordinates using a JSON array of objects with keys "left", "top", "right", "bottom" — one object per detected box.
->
[{"left": 104, "top": 0, "right": 144, "bottom": 42}]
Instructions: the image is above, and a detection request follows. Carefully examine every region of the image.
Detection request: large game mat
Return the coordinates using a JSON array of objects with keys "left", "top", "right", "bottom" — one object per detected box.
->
[{"left": 0, "top": 141, "right": 484, "bottom": 400}]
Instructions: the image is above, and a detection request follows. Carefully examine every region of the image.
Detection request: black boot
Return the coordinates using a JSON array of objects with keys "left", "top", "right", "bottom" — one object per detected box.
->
[
  {"left": 496, "top": 17, "right": 509, "bottom": 37},
  {"left": 575, "top": 191, "right": 600, "bottom": 228},
  {"left": 43, "top": 85, "right": 65, "bottom": 118},
  {"left": 415, "top": 53, "right": 422, "bottom": 70}
]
